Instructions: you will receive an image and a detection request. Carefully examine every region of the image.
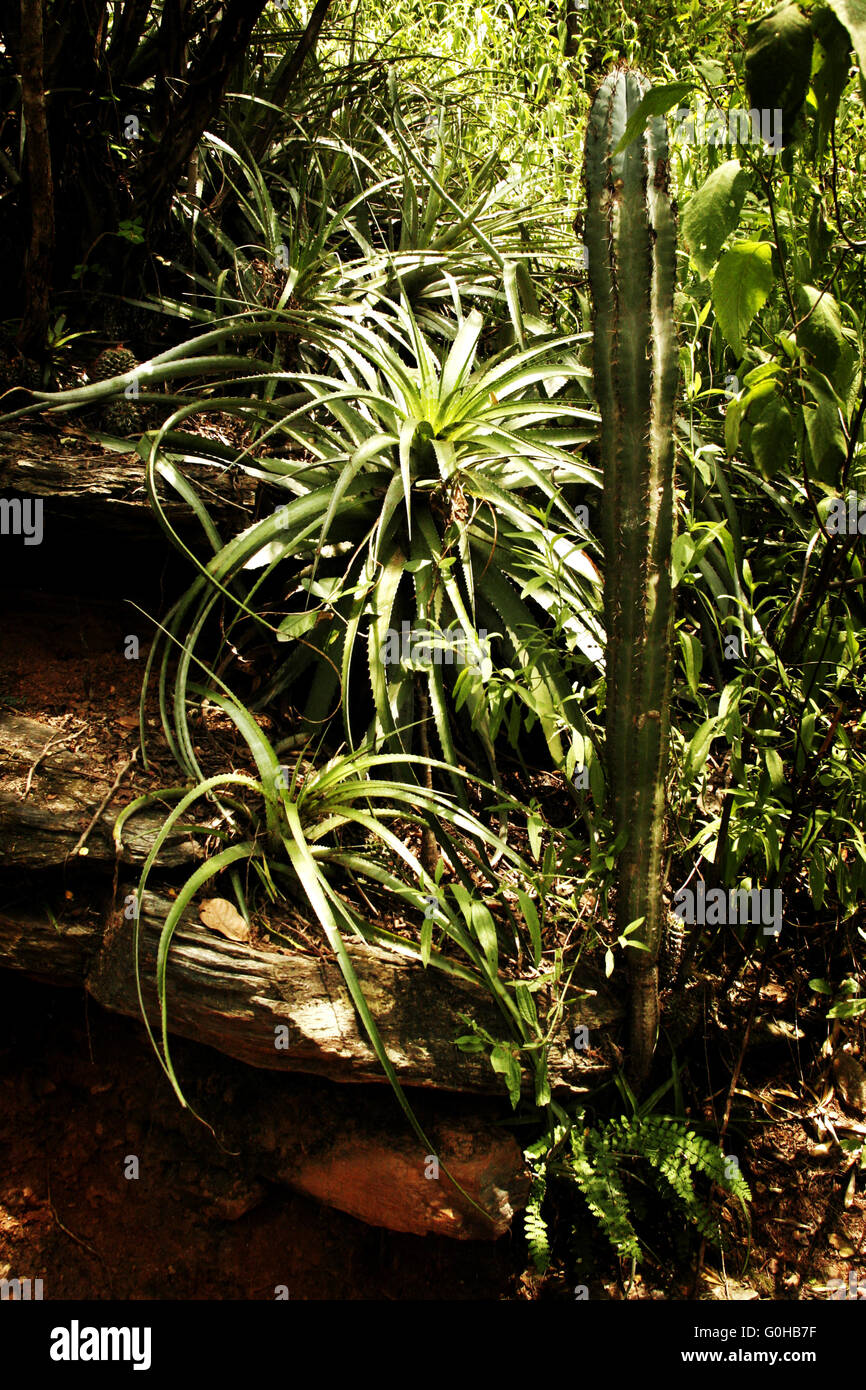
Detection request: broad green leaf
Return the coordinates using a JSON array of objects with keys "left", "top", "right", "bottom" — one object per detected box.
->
[
  {"left": 795, "top": 285, "right": 849, "bottom": 389},
  {"left": 679, "top": 630, "right": 703, "bottom": 698},
  {"left": 516, "top": 890, "right": 543, "bottom": 967},
  {"left": 684, "top": 717, "right": 718, "bottom": 783},
  {"left": 455, "top": 1034, "right": 487, "bottom": 1053},
  {"left": 801, "top": 370, "right": 847, "bottom": 482},
  {"left": 671, "top": 533, "right": 696, "bottom": 587},
  {"left": 277, "top": 610, "right": 321, "bottom": 640},
  {"left": 765, "top": 748, "right": 785, "bottom": 788},
  {"left": 527, "top": 811, "right": 543, "bottom": 862},
  {"left": 420, "top": 907, "right": 433, "bottom": 967},
  {"left": 745, "top": 392, "right": 795, "bottom": 480},
  {"left": 490, "top": 1042, "right": 522, "bottom": 1107},
  {"left": 613, "top": 82, "right": 696, "bottom": 153},
  {"left": 743, "top": 362, "right": 782, "bottom": 388},
  {"left": 712, "top": 242, "right": 774, "bottom": 356},
  {"left": 682, "top": 160, "right": 751, "bottom": 278},
  {"left": 825, "top": 0, "right": 866, "bottom": 79},
  {"left": 745, "top": 0, "right": 814, "bottom": 141},
  {"left": 514, "top": 982, "right": 538, "bottom": 1029},
  {"left": 452, "top": 883, "right": 499, "bottom": 975},
  {"left": 589, "top": 753, "right": 605, "bottom": 806},
  {"left": 808, "top": 978, "right": 833, "bottom": 995},
  {"left": 812, "top": 7, "right": 855, "bottom": 153},
  {"left": 827, "top": 998, "right": 866, "bottom": 1018},
  {"left": 533, "top": 1064, "right": 551, "bottom": 1109},
  {"left": 724, "top": 394, "right": 745, "bottom": 456}
]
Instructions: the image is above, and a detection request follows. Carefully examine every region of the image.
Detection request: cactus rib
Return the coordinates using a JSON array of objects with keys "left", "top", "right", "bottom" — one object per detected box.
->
[{"left": 583, "top": 67, "right": 678, "bottom": 1086}]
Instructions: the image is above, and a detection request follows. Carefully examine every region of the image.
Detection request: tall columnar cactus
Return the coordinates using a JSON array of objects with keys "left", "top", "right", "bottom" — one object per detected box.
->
[{"left": 583, "top": 67, "right": 678, "bottom": 1087}]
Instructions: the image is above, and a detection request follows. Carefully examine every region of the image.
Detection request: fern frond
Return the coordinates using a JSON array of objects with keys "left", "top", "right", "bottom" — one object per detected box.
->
[
  {"left": 524, "top": 1172, "right": 551, "bottom": 1273},
  {"left": 608, "top": 1116, "right": 752, "bottom": 1248},
  {"left": 568, "top": 1125, "right": 642, "bottom": 1263},
  {"left": 526, "top": 1113, "right": 752, "bottom": 1272}
]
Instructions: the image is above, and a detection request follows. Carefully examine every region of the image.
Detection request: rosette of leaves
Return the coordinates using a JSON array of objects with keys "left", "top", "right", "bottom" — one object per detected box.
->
[
  {"left": 114, "top": 689, "right": 578, "bottom": 1175},
  {"left": 141, "top": 297, "right": 605, "bottom": 805}
]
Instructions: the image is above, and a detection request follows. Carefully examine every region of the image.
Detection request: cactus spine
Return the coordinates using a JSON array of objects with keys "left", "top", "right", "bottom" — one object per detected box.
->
[{"left": 583, "top": 68, "right": 678, "bottom": 1087}]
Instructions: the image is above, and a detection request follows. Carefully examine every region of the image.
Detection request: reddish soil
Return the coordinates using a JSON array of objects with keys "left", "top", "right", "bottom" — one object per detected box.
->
[{"left": 0, "top": 970, "right": 520, "bottom": 1300}]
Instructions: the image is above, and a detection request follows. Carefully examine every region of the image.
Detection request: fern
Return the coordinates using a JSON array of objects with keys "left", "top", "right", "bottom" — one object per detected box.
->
[
  {"left": 605, "top": 1117, "right": 751, "bottom": 1251},
  {"left": 525, "top": 1112, "right": 751, "bottom": 1270},
  {"left": 569, "top": 1126, "right": 642, "bottom": 1263},
  {"left": 524, "top": 1172, "right": 551, "bottom": 1273}
]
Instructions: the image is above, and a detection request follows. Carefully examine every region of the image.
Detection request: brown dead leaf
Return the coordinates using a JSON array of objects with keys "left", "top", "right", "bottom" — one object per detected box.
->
[
  {"left": 828, "top": 1232, "right": 856, "bottom": 1258},
  {"left": 761, "top": 982, "right": 789, "bottom": 1003},
  {"left": 199, "top": 897, "right": 250, "bottom": 943}
]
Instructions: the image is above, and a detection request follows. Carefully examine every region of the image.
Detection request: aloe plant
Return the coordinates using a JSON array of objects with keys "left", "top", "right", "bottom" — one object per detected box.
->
[
  {"left": 583, "top": 68, "right": 679, "bottom": 1087},
  {"left": 99, "top": 296, "right": 604, "bottom": 810}
]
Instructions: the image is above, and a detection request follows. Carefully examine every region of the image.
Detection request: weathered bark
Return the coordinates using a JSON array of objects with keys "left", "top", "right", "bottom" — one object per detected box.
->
[
  {"left": 136, "top": 0, "right": 270, "bottom": 234},
  {"left": 106, "top": 0, "right": 157, "bottom": 78},
  {"left": 0, "top": 713, "right": 203, "bottom": 869},
  {"left": 0, "top": 707, "right": 622, "bottom": 1093},
  {"left": 17, "top": 0, "right": 54, "bottom": 356},
  {"left": 152, "top": 0, "right": 194, "bottom": 140},
  {"left": 0, "top": 432, "right": 257, "bottom": 531},
  {"left": 0, "top": 698, "right": 622, "bottom": 1098},
  {"left": 0, "top": 900, "right": 96, "bottom": 985},
  {"left": 0, "top": 886, "right": 621, "bottom": 1096}
]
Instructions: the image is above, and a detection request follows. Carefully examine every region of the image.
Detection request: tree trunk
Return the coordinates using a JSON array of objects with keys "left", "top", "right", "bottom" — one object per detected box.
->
[
  {"left": 248, "top": 0, "right": 334, "bottom": 159},
  {"left": 136, "top": 0, "right": 270, "bottom": 236},
  {"left": 17, "top": 0, "right": 54, "bottom": 357}
]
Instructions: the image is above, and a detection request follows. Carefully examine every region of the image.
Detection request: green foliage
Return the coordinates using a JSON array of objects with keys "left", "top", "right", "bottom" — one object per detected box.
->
[
  {"left": 525, "top": 1112, "right": 752, "bottom": 1269},
  {"left": 712, "top": 241, "right": 774, "bottom": 357},
  {"left": 825, "top": 0, "right": 866, "bottom": 76},
  {"left": 524, "top": 1171, "right": 551, "bottom": 1273},
  {"left": 745, "top": 1, "right": 814, "bottom": 144},
  {"left": 3, "top": 0, "right": 865, "bottom": 1289},
  {"left": 681, "top": 159, "right": 751, "bottom": 279},
  {"left": 113, "top": 693, "right": 582, "bottom": 1128}
]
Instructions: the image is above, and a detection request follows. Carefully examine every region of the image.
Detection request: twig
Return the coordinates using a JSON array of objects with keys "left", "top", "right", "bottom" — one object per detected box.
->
[
  {"left": 67, "top": 748, "right": 138, "bottom": 859},
  {"left": 45, "top": 1160, "right": 114, "bottom": 1296},
  {"left": 20, "top": 724, "right": 79, "bottom": 798},
  {"left": 719, "top": 956, "right": 769, "bottom": 1143}
]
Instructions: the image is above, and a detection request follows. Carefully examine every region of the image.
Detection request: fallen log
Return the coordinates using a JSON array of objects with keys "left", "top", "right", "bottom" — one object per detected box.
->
[
  {"left": 0, "top": 631, "right": 622, "bottom": 1240},
  {"left": 0, "top": 429, "right": 256, "bottom": 531},
  {"left": 0, "top": 890, "right": 621, "bottom": 1096},
  {"left": 0, "top": 712, "right": 202, "bottom": 868}
]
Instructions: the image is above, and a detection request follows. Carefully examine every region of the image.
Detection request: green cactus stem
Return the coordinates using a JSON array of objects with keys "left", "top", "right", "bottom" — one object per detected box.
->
[{"left": 583, "top": 67, "right": 678, "bottom": 1087}]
